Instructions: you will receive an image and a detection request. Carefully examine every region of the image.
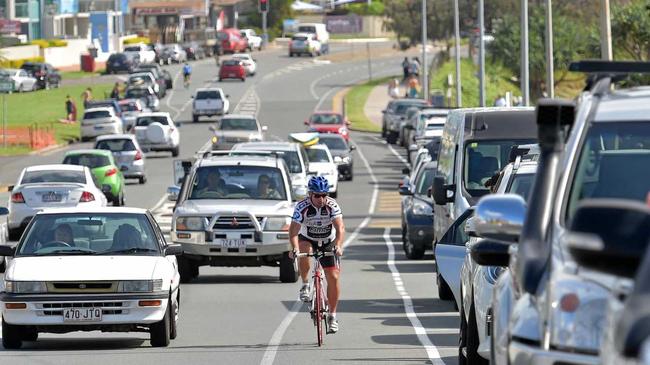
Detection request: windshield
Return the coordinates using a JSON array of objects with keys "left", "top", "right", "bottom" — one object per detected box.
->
[
  {"left": 136, "top": 116, "right": 169, "bottom": 126},
  {"left": 188, "top": 166, "right": 287, "bottom": 200},
  {"left": 395, "top": 102, "right": 426, "bottom": 114},
  {"left": 124, "top": 46, "right": 140, "bottom": 52},
  {"left": 84, "top": 110, "right": 110, "bottom": 119},
  {"left": 196, "top": 91, "right": 220, "bottom": 100},
  {"left": 21, "top": 170, "right": 86, "bottom": 184},
  {"left": 415, "top": 168, "right": 436, "bottom": 195},
  {"left": 508, "top": 173, "right": 535, "bottom": 201},
  {"left": 463, "top": 139, "right": 535, "bottom": 197},
  {"left": 567, "top": 121, "right": 650, "bottom": 219},
  {"left": 299, "top": 26, "right": 316, "bottom": 33},
  {"left": 293, "top": 36, "right": 308, "bottom": 41},
  {"left": 17, "top": 213, "right": 160, "bottom": 257},
  {"left": 318, "top": 137, "right": 347, "bottom": 151},
  {"left": 125, "top": 89, "right": 149, "bottom": 98},
  {"left": 222, "top": 60, "right": 240, "bottom": 67},
  {"left": 96, "top": 139, "right": 137, "bottom": 152},
  {"left": 121, "top": 102, "right": 140, "bottom": 112},
  {"left": 220, "top": 118, "right": 257, "bottom": 131},
  {"left": 310, "top": 114, "right": 342, "bottom": 125},
  {"left": 307, "top": 148, "right": 330, "bottom": 163},
  {"left": 64, "top": 154, "right": 111, "bottom": 169}
]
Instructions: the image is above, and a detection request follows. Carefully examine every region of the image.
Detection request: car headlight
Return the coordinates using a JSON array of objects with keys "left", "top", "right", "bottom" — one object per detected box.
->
[
  {"left": 117, "top": 279, "right": 163, "bottom": 293},
  {"left": 176, "top": 216, "right": 207, "bottom": 231},
  {"left": 334, "top": 156, "right": 342, "bottom": 163},
  {"left": 548, "top": 277, "right": 609, "bottom": 353},
  {"left": 412, "top": 200, "right": 433, "bottom": 216},
  {"left": 484, "top": 266, "right": 504, "bottom": 285},
  {"left": 265, "top": 216, "right": 290, "bottom": 231},
  {"left": 4, "top": 281, "right": 47, "bottom": 294},
  {"left": 249, "top": 133, "right": 262, "bottom": 142}
]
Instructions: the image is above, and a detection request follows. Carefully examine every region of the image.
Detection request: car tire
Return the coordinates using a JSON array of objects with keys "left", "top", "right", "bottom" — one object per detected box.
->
[
  {"left": 149, "top": 301, "right": 171, "bottom": 347},
  {"left": 279, "top": 252, "right": 299, "bottom": 283},
  {"left": 112, "top": 192, "right": 122, "bottom": 207},
  {"left": 171, "top": 146, "right": 180, "bottom": 157},
  {"left": 178, "top": 257, "right": 195, "bottom": 283},
  {"left": 0, "top": 257, "right": 5, "bottom": 273},
  {"left": 22, "top": 328, "right": 38, "bottom": 342},
  {"left": 169, "top": 293, "right": 179, "bottom": 340},
  {"left": 347, "top": 169, "right": 354, "bottom": 181},
  {"left": 289, "top": 53, "right": 293, "bottom": 57},
  {"left": 2, "top": 318, "right": 23, "bottom": 349},
  {"left": 193, "top": 115, "right": 199, "bottom": 123},
  {"left": 241, "top": 77, "right": 245, "bottom": 82},
  {"left": 436, "top": 273, "right": 454, "bottom": 301},
  {"left": 403, "top": 225, "right": 425, "bottom": 259},
  {"left": 139, "top": 176, "right": 147, "bottom": 184},
  {"left": 386, "top": 133, "right": 397, "bottom": 144},
  {"left": 467, "top": 304, "right": 489, "bottom": 364},
  {"left": 458, "top": 301, "right": 468, "bottom": 365}
]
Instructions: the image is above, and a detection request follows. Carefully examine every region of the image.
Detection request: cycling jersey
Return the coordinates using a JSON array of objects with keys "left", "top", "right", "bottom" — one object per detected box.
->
[
  {"left": 183, "top": 65, "right": 192, "bottom": 75},
  {"left": 292, "top": 197, "right": 342, "bottom": 242}
]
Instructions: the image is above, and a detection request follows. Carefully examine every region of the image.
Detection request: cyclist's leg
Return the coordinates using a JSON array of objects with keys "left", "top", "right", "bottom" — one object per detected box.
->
[
  {"left": 324, "top": 265, "right": 340, "bottom": 314},
  {"left": 297, "top": 238, "right": 313, "bottom": 283}
]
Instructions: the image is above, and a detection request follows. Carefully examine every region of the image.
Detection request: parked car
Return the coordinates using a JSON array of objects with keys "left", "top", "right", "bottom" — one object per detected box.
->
[
  {"left": 106, "top": 52, "right": 140, "bottom": 74},
  {"left": 192, "top": 87, "right": 230, "bottom": 122},
  {"left": 240, "top": 28, "right": 263, "bottom": 51},
  {"left": 398, "top": 105, "right": 430, "bottom": 147},
  {"left": 2, "top": 68, "right": 37, "bottom": 92},
  {"left": 127, "top": 72, "right": 161, "bottom": 97},
  {"left": 168, "top": 154, "right": 294, "bottom": 283},
  {"left": 217, "top": 28, "right": 249, "bottom": 54},
  {"left": 305, "top": 112, "right": 351, "bottom": 142},
  {"left": 137, "top": 63, "right": 173, "bottom": 89},
  {"left": 164, "top": 44, "right": 187, "bottom": 63},
  {"left": 306, "top": 144, "right": 339, "bottom": 198},
  {"left": 118, "top": 98, "right": 148, "bottom": 132},
  {"left": 209, "top": 114, "right": 266, "bottom": 150},
  {"left": 381, "top": 99, "right": 429, "bottom": 144},
  {"left": 232, "top": 53, "right": 257, "bottom": 76},
  {"left": 20, "top": 62, "right": 60, "bottom": 90},
  {"left": 289, "top": 33, "right": 321, "bottom": 57},
  {"left": 123, "top": 43, "right": 156, "bottom": 64},
  {"left": 80, "top": 107, "right": 123, "bottom": 142},
  {"left": 134, "top": 112, "right": 180, "bottom": 157},
  {"left": 62, "top": 149, "right": 126, "bottom": 206},
  {"left": 297, "top": 23, "right": 330, "bottom": 54},
  {"left": 125, "top": 86, "right": 160, "bottom": 111},
  {"left": 94, "top": 134, "right": 147, "bottom": 184},
  {"left": 6, "top": 164, "right": 108, "bottom": 240},
  {"left": 317, "top": 133, "right": 355, "bottom": 181},
  {"left": 0, "top": 208, "right": 181, "bottom": 349},
  {"left": 131, "top": 67, "right": 167, "bottom": 98},
  {"left": 85, "top": 99, "right": 123, "bottom": 119},
  {"left": 219, "top": 59, "right": 246, "bottom": 82},
  {"left": 184, "top": 41, "right": 206, "bottom": 60},
  {"left": 399, "top": 160, "right": 436, "bottom": 259},
  {"left": 408, "top": 109, "right": 449, "bottom": 163}
]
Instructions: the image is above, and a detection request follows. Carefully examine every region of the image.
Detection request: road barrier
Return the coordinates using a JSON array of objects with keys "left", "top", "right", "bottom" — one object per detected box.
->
[{"left": 2, "top": 123, "right": 56, "bottom": 150}]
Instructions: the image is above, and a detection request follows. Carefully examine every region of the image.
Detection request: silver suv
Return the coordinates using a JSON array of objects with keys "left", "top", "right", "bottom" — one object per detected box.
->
[{"left": 168, "top": 153, "right": 296, "bottom": 283}]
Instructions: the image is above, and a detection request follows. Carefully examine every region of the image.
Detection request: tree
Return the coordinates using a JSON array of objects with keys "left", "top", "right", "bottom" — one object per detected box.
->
[
  {"left": 245, "top": 0, "right": 294, "bottom": 39},
  {"left": 610, "top": 0, "right": 650, "bottom": 61}
]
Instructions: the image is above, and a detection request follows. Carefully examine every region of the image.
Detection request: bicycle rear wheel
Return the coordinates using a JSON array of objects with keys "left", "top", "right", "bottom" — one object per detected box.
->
[{"left": 314, "top": 276, "right": 323, "bottom": 346}]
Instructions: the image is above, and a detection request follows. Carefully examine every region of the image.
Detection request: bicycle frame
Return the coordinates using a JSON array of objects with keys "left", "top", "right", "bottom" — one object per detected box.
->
[{"left": 296, "top": 251, "right": 335, "bottom": 346}]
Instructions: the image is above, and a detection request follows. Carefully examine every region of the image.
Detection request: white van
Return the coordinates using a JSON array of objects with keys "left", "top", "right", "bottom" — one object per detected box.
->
[{"left": 297, "top": 23, "right": 330, "bottom": 54}]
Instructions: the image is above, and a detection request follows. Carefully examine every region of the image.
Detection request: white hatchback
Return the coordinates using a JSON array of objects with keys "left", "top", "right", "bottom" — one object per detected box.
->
[
  {"left": 81, "top": 107, "right": 123, "bottom": 142},
  {"left": 0, "top": 208, "right": 182, "bottom": 349},
  {"left": 232, "top": 53, "right": 257, "bottom": 76},
  {"left": 306, "top": 144, "right": 339, "bottom": 198}
]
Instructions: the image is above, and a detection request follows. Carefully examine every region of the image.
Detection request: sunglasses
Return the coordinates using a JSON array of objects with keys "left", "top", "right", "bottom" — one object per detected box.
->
[{"left": 312, "top": 193, "right": 328, "bottom": 198}]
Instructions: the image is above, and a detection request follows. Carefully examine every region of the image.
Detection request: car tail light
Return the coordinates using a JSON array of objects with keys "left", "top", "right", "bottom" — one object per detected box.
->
[
  {"left": 338, "top": 127, "right": 348, "bottom": 135},
  {"left": 11, "top": 192, "right": 25, "bottom": 203},
  {"left": 79, "top": 191, "right": 95, "bottom": 202},
  {"left": 105, "top": 168, "right": 117, "bottom": 177},
  {"left": 135, "top": 150, "right": 143, "bottom": 160}
]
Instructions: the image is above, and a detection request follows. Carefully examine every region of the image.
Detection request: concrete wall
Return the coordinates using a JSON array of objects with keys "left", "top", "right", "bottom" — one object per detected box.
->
[
  {"left": 42, "top": 39, "right": 92, "bottom": 68},
  {"left": 0, "top": 44, "right": 40, "bottom": 60},
  {"left": 293, "top": 15, "right": 393, "bottom": 38}
]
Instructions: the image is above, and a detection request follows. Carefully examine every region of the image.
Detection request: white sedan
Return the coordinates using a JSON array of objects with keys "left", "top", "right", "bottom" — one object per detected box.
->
[
  {"left": 7, "top": 164, "right": 108, "bottom": 241},
  {"left": 232, "top": 53, "right": 257, "bottom": 76},
  {"left": 3, "top": 69, "right": 37, "bottom": 92},
  {"left": 306, "top": 144, "right": 339, "bottom": 198},
  {"left": 0, "top": 207, "right": 182, "bottom": 349}
]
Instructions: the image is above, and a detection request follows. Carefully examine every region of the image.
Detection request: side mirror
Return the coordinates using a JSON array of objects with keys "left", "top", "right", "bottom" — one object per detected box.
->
[
  {"left": 470, "top": 239, "right": 511, "bottom": 266},
  {"left": 120, "top": 165, "right": 128, "bottom": 172},
  {"left": 262, "top": 125, "right": 268, "bottom": 132},
  {"left": 427, "top": 187, "right": 432, "bottom": 198},
  {"left": 167, "top": 186, "right": 180, "bottom": 201},
  {"left": 475, "top": 194, "right": 526, "bottom": 243},
  {"left": 565, "top": 199, "right": 650, "bottom": 278},
  {"left": 402, "top": 167, "right": 410, "bottom": 175},
  {"left": 164, "top": 244, "right": 183, "bottom": 256},
  {"left": 0, "top": 245, "right": 15, "bottom": 257},
  {"left": 7, "top": 185, "right": 14, "bottom": 192},
  {"left": 349, "top": 145, "right": 356, "bottom": 151},
  {"left": 0, "top": 207, "right": 8, "bottom": 215},
  {"left": 398, "top": 184, "right": 412, "bottom": 196},
  {"left": 209, "top": 125, "right": 216, "bottom": 132},
  {"left": 432, "top": 176, "right": 454, "bottom": 205},
  {"left": 226, "top": 94, "right": 230, "bottom": 98}
]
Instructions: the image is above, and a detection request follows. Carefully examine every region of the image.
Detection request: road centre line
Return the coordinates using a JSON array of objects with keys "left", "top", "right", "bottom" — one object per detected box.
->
[
  {"left": 388, "top": 144, "right": 410, "bottom": 168},
  {"left": 383, "top": 228, "right": 445, "bottom": 364}
]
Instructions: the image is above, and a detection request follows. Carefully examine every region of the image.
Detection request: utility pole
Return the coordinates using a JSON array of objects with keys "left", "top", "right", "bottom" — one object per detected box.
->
[
  {"left": 478, "top": 0, "right": 486, "bottom": 107},
  {"left": 453, "top": 0, "right": 461, "bottom": 107},
  {"left": 521, "top": 0, "right": 530, "bottom": 106},
  {"left": 421, "top": 0, "right": 428, "bottom": 101},
  {"left": 600, "top": 0, "right": 612, "bottom": 60},
  {"left": 544, "top": 0, "right": 554, "bottom": 98}
]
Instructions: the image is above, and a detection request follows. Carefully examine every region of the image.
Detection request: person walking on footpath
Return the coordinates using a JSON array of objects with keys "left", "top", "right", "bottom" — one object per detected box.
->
[
  {"left": 402, "top": 57, "right": 410, "bottom": 80},
  {"left": 110, "top": 82, "right": 121, "bottom": 100},
  {"left": 407, "top": 74, "right": 420, "bottom": 98},
  {"left": 62, "top": 95, "right": 77, "bottom": 124},
  {"left": 388, "top": 78, "right": 400, "bottom": 99},
  {"left": 81, "top": 87, "right": 93, "bottom": 108},
  {"left": 409, "top": 57, "right": 421, "bottom": 77}
]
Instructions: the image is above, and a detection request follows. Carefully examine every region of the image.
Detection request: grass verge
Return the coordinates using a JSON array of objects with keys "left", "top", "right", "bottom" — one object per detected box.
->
[
  {"left": 345, "top": 76, "right": 393, "bottom": 133},
  {"left": 61, "top": 70, "right": 105, "bottom": 80}
]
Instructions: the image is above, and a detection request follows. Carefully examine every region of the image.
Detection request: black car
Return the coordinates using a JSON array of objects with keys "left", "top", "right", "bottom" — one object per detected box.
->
[
  {"left": 184, "top": 42, "right": 205, "bottom": 60},
  {"left": 131, "top": 67, "right": 167, "bottom": 98},
  {"left": 20, "top": 62, "right": 61, "bottom": 89},
  {"left": 317, "top": 133, "right": 355, "bottom": 181},
  {"left": 107, "top": 53, "right": 140, "bottom": 74},
  {"left": 137, "top": 63, "right": 173, "bottom": 89},
  {"left": 399, "top": 161, "right": 436, "bottom": 259}
]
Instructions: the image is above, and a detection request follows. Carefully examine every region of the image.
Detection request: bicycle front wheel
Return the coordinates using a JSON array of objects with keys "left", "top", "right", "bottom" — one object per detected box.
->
[{"left": 314, "top": 276, "right": 323, "bottom": 346}]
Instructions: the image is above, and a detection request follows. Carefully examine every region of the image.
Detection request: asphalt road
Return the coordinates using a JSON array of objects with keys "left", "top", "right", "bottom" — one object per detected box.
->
[{"left": 0, "top": 43, "right": 459, "bottom": 365}]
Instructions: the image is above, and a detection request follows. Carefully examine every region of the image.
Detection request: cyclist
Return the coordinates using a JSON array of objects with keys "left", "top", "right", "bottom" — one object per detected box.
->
[
  {"left": 182, "top": 62, "right": 192, "bottom": 87},
  {"left": 289, "top": 176, "right": 345, "bottom": 333}
]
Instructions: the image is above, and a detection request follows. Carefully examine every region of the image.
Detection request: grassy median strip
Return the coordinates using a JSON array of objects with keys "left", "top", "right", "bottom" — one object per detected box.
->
[{"left": 345, "top": 76, "right": 393, "bottom": 133}]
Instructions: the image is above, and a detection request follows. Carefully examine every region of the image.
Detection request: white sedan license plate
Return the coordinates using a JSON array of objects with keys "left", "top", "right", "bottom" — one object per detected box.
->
[
  {"left": 62, "top": 308, "right": 102, "bottom": 322},
  {"left": 219, "top": 239, "right": 248, "bottom": 248}
]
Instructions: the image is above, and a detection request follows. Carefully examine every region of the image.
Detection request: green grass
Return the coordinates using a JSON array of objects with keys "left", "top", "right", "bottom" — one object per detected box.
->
[
  {"left": 431, "top": 58, "right": 521, "bottom": 107},
  {"left": 61, "top": 70, "right": 104, "bottom": 79},
  {"left": 345, "top": 76, "right": 394, "bottom": 133},
  {"left": 0, "top": 144, "right": 32, "bottom": 156}
]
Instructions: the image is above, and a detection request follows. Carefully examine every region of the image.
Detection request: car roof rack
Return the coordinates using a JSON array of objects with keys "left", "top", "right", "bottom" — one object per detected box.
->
[
  {"left": 508, "top": 143, "right": 540, "bottom": 163},
  {"left": 569, "top": 60, "right": 650, "bottom": 95}
]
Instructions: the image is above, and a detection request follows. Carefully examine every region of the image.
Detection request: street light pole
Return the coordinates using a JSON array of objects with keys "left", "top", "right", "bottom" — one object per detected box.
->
[
  {"left": 521, "top": 0, "right": 530, "bottom": 106},
  {"left": 600, "top": 0, "right": 612, "bottom": 60},
  {"left": 544, "top": 0, "right": 554, "bottom": 98},
  {"left": 478, "top": 0, "right": 486, "bottom": 107},
  {"left": 453, "top": 0, "right": 462, "bottom": 107},
  {"left": 421, "top": 0, "right": 428, "bottom": 101}
]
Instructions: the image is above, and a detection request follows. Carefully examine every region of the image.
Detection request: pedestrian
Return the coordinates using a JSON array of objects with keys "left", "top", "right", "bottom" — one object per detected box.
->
[
  {"left": 407, "top": 75, "right": 420, "bottom": 98},
  {"left": 494, "top": 94, "right": 507, "bottom": 107},
  {"left": 110, "top": 82, "right": 120, "bottom": 100},
  {"left": 388, "top": 78, "right": 400, "bottom": 99},
  {"left": 81, "top": 87, "right": 93, "bottom": 108},
  {"left": 410, "top": 57, "right": 421, "bottom": 77},
  {"left": 63, "top": 95, "right": 76, "bottom": 123},
  {"left": 401, "top": 57, "right": 410, "bottom": 80}
]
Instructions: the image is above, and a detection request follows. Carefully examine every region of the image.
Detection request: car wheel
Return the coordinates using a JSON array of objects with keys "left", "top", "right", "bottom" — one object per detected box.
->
[
  {"left": 289, "top": 53, "right": 293, "bottom": 57},
  {"left": 403, "top": 225, "right": 425, "bottom": 259},
  {"left": 169, "top": 293, "right": 179, "bottom": 340},
  {"left": 241, "top": 77, "right": 245, "bottom": 82},
  {"left": 22, "top": 328, "right": 38, "bottom": 342},
  {"left": 149, "top": 300, "right": 171, "bottom": 347},
  {"left": 279, "top": 252, "right": 298, "bottom": 283},
  {"left": 0, "top": 257, "right": 5, "bottom": 273},
  {"left": 112, "top": 192, "right": 122, "bottom": 206},
  {"left": 193, "top": 115, "right": 199, "bottom": 123},
  {"left": 458, "top": 301, "right": 468, "bottom": 365},
  {"left": 8, "top": 227, "right": 22, "bottom": 241},
  {"left": 436, "top": 273, "right": 454, "bottom": 301},
  {"left": 178, "top": 257, "right": 195, "bottom": 283},
  {"left": 171, "top": 146, "right": 180, "bottom": 157},
  {"left": 139, "top": 175, "right": 147, "bottom": 184},
  {"left": 386, "top": 133, "right": 397, "bottom": 144},
  {"left": 467, "top": 304, "right": 489, "bottom": 364},
  {"left": 2, "top": 318, "right": 23, "bottom": 349}
]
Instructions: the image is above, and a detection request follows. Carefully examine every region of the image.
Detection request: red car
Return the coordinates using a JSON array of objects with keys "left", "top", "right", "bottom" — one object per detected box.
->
[
  {"left": 305, "top": 112, "right": 351, "bottom": 141},
  {"left": 219, "top": 59, "right": 246, "bottom": 82},
  {"left": 217, "top": 28, "right": 249, "bottom": 54}
]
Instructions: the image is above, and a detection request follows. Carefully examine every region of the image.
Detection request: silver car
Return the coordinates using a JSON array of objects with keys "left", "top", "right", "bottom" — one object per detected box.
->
[
  {"left": 94, "top": 134, "right": 147, "bottom": 184},
  {"left": 209, "top": 114, "right": 267, "bottom": 150}
]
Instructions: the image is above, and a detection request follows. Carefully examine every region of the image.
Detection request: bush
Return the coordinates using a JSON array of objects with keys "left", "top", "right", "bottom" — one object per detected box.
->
[
  {"left": 123, "top": 37, "right": 151, "bottom": 45},
  {"left": 0, "top": 56, "right": 45, "bottom": 68},
  {"left": 29, "top": 39, "right": 68, "bottom": 48}
]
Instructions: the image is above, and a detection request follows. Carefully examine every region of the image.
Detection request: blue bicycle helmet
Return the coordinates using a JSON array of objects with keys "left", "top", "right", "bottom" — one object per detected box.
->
[{"left": 308, "top": 176, "right": 330, "bottom": 193}]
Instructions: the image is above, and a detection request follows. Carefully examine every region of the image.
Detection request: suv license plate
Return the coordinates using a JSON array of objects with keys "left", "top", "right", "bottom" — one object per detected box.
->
[
  {"left": 219, "top": 239, "right": 248, "bottom": 248},
  {"left": 62, "top": 308, "right": 102, "bottom": 322}
]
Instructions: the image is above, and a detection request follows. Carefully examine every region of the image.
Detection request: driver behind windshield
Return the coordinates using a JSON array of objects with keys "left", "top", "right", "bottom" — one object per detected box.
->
[
  {"left": 257, "top": 174, "right": 281, "bottom": 199},
  {"left": 195, "top": 170, "right": 226, "bottom": 197},
  {"left": 53, "top": 224, "right": 75, "bottom": 246}
]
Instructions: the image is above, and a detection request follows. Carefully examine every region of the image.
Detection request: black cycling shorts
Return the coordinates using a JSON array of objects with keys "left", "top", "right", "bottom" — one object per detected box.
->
[{"left": 298, "top": 234, "right": 340, "bottom": 270}]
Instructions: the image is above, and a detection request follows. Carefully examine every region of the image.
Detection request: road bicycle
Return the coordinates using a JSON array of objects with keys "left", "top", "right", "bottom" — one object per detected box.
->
[
  {"left": 183, "top": 73, "right": 191, "bottom": 88},
  {"left": 296, "top": 250, "right": 336, "bottom": 346}
]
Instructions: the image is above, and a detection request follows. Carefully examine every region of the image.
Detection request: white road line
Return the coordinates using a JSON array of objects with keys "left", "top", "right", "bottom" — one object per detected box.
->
[
  {"left": 383, "top": 228, "right": 445, "bottom": 365},
  {"left": 165, "top": 69, "right": 183, "bottom": 114},
  {"left": 388, "top": 144, "right": 410, "bottom": 168}
]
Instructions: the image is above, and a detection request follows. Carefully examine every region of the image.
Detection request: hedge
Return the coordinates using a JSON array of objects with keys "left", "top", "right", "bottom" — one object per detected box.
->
[
  {"left": 123, "top": 37, "right": 151, "bottom": 45},
  {"left": 30, "top": 39, "right": 68, "bottom": 48},
  {"left": 0, "top": 56, "right": 45, "bottom": 69}
]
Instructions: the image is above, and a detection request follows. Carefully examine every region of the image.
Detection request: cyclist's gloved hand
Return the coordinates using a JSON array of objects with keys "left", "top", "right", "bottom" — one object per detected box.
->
[
  {"left": 334, "top": 246, "right": 343, "bottom": 257},
  {"left": 289, "top": 249, "right": 299, "bottom": 259}
]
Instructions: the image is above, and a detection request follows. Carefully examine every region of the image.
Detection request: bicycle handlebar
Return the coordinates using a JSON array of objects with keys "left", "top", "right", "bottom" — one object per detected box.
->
[{"left": 295, "top": 251, "right": 336, "bottom": 258}]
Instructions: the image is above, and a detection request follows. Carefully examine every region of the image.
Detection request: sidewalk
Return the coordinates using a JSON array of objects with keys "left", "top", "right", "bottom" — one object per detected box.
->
[{"left": 364, "top": 83, "right": 395, "bottom": 127}]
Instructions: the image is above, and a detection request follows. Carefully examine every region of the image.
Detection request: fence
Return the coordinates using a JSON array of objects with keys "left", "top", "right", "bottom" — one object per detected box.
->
[{"left": 2, "top": 123, "right": 56, "bottom": 150}]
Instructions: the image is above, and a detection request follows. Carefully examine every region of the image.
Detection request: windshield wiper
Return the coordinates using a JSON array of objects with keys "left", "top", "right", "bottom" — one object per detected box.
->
[
  {"left": 99, "top": 248, "right": 159, "bottom": 255},
  {"left": 39, "top": 249, "right": 97, "bottom": 255}
]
